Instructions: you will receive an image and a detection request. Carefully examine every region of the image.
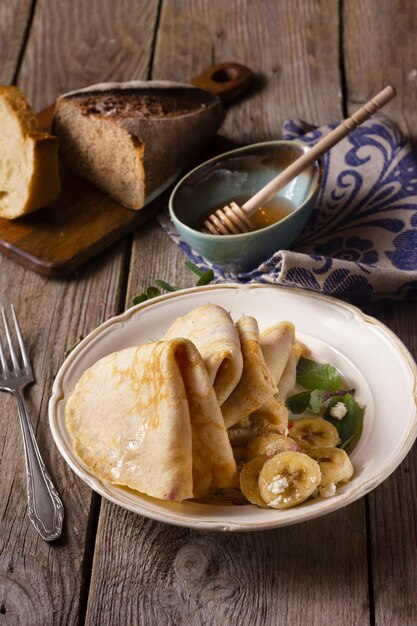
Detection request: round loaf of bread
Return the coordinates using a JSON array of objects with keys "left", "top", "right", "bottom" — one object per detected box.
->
[{"left": 53, "top": 81, "right": 224, "bottom": 210}]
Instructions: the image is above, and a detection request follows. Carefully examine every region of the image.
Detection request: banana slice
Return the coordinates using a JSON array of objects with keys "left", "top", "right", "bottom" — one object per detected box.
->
[
  {"left": 307, "top": 447, "right": 354, "bottom": 495},
  {"left": 289, "top": 417, "right": 340, "bottom": 450},
  {"left": 239, "top": 456, "right": 268, "bottom": 507},
  {"left": 258, "top": 451, "right": 321, "bottom": 509},
  {"left": 246, "top": 434, "right": 300, "bottom": 461}
]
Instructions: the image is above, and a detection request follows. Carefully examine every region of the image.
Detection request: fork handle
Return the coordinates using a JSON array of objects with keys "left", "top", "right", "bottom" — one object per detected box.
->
[{"left": 14, "top": 390, "right": 64, "bottom": 541}]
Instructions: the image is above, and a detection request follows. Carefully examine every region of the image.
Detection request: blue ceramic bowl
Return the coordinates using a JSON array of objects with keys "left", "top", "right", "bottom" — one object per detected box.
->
[{"left": 169, "top": 141, "right": 322, "bottom": 273}]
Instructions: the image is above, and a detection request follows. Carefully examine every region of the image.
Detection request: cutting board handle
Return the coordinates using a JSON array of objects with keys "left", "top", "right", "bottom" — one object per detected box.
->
[{"left": 191, "top": 62, "right": 253, "bottom": 104}]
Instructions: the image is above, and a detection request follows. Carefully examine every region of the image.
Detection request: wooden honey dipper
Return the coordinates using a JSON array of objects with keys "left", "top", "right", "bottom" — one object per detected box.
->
[{"left": 202, "top": 85, "right": 396, "bottom": 235}]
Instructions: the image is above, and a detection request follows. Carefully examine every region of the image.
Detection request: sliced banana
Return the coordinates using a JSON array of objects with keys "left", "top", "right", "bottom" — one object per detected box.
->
[
  {"left": 289, "top": 417, "right": 340, "bottom": 450},
  {"left": 246, "top": 434, "right": 300, "bottom": 461},
  {"left": 307, "top": 447, "right": 354, "bottom": 493},
  {"left": 239, "top": 456, "right": 268, "bottom": 507},
  {"left": 258, "top": 451, "right": 321, "bottom": 509}
]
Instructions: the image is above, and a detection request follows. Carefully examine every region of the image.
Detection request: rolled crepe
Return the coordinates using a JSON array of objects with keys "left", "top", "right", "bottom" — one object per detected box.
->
[
  {"left": 249, "top": 396, "right": 289, "bottom": 433},
  {"left": 227, "top": 322, "right": 294, "bottom": 442},
  {"left": 66, "top": 338, "right": 237, "bottom": 501},
  {"left": 276, "top": 343, "right": 302, "bottom": 401},
  {"left": 221, "top": 316, "right": 277, "bottom": 428},
  {"left": 165, "top": 304, "right": 243, "bottom": 405},
  {"left": 260, "top": 322, "right": 295, "bottom": 385},
  {"left": 228, "top": 396, "right": 288, "bottom": 446}
]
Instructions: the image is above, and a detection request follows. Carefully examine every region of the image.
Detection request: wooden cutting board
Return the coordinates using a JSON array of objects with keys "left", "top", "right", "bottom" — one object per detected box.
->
[{"left": 1, "top": 63, "right": 252, "bottom": 276}]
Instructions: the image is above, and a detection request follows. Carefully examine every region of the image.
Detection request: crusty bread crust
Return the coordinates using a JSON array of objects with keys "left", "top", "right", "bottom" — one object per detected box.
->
[
  {"left": 0, "top": 86, "right": 40, "bottom": 134},
  {"left": 53, "top": 98, "right": 146, "bottom": 209},
  {"left": 0, "top": 86, "right": 60, "bottom": 219},
  {"left": 53, "top": 81, "right": 223, "bottom": 210}
]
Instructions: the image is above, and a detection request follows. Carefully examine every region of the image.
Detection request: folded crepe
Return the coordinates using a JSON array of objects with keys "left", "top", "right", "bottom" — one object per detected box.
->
[
  {"left": 165, "top": 304, "right": 243, "bottom": 405},
  {"left": 249, "top": 396, "right": 289, "bottom": 434},
  {"left": 65, "top": 337, "right": 237, "bottom": 501},
  {"left": 227, "top": 322, "right": 295, "bottom": 440},
  {"left": 221, "top": 316, "right": 277, "bottom": 428},
  {"left": 228, "top": 396, "right": 289, "bottom": 446},
  {"left": 260, "top": 322, "right": 295, "bottom": 384},
  {"left": 276, "top": 343, "right": 302, "bottom": 401}
]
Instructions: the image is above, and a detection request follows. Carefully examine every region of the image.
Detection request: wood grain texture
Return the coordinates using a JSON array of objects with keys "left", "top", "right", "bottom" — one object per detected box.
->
[
  {"left": 344, "top": 3, "right": 417, "bottom": 623},
  {"left": 153, "top": 0, "right": 343, "bottom": 144},
  {"left": 0, "top": 1, "right": 159, "bottom": 624},
  {"left": 86, "top": 2, "right": 370, "bottom": 625},
  {"left": 88, "top": 502, "right": 368, "bottom": 626},
  {"left": 0, "top": 0, "right": 33, "bottom": 84},
  {"left": 18, "top": 0, "right": 159, "bottom": 110},
  {"left": 0, "top": 249, "right": 127, "bottom": 626},
  {"left": 361, "top": 300, "right": 417, "bottom": 626},
  {"left": 344, "top": 0, "right": 417, "bottom": 145}
]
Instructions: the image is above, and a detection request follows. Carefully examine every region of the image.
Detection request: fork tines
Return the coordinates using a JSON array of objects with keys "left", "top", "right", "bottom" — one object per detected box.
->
[{"left": 0, "top": 305, "right": 32, "bottom": 379}]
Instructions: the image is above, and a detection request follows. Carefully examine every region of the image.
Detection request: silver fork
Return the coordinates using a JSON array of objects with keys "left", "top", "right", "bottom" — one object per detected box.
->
[{"left": 0, "top": 305, "right": 63, "bottom": 541}]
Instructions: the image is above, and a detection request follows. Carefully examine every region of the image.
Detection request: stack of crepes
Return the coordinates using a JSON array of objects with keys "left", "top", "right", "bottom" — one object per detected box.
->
[{"left": 65, "top": 305, "right": 301, "bottom": 502}]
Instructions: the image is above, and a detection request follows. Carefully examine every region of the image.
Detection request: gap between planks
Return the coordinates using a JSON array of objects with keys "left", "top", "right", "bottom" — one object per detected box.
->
[
  {"left": 339, "top": 1, "right": 375, "bottom": 619},
  {"left": 11, "top": 0, "right": 38, "bottom": 85}
]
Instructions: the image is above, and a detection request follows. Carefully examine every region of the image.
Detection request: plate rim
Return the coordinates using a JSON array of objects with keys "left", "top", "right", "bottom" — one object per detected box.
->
[{"left": 49, "top": 283, "right": 417, "bottom": 531}]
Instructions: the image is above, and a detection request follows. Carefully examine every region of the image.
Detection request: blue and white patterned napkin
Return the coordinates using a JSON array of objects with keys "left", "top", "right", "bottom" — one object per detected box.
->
[{"left": 159, "top": 114, "right": 417, "bottom": 303}]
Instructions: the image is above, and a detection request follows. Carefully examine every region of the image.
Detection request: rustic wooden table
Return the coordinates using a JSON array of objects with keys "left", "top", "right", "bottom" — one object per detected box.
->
[{"left": 1, "top": 1, "right": 416, "bottom": 624}]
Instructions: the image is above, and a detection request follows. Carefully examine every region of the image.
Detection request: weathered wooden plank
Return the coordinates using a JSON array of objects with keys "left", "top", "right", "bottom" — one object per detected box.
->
[
  {"left": 153, "top": 0, "right": 343, "bottom": 144},
  {"left": 18, "top": 0, "right": 159, "bottom": 110},
  {"left": 362, "top": 301, "right": 417, "bottom": 626},
  {"left": 89, "top": 500, "right": 368, "bottom": 626},
  {"left": 86, "top": 2, "right": 370, "bottom": 625},
  {"left": 344, "top": 0, "right": 417, "bottom": 145},
  {"left": 0, "top": 0, "right": 33, "bottom": 84},
  {"left": 0, "top": 1, "right": 159, "bottom": 624},
  {"left": 344, "top": 2, "right": 417, "bottom": 623}
]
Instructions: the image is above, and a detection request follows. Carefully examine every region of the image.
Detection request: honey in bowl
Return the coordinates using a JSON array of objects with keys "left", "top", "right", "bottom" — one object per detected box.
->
[{"left": 203, "top": 194, "right": 295, "bottom": 233}]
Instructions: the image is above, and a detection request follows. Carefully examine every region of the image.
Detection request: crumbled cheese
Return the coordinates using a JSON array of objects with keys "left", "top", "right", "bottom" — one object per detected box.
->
[
  {"left": 268, "top": 475, "right": 289, "bottom": 495},
  {"left": 329, "top": 401, "right": 347, "bottom": 420},
  {"left": 319, "top": 483, "right": 337, "bottom": 498},
  {"left": 267, "top": 496, "right": 283, "bottom": 507}
]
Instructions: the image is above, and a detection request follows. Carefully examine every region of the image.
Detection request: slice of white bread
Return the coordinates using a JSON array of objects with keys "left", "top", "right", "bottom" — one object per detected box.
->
[
  {"left": 0, "top": 86, "right": 60, "bottom": 219},
  {"left": 52, "top": 81, "right": 224, "bottom": 210}
]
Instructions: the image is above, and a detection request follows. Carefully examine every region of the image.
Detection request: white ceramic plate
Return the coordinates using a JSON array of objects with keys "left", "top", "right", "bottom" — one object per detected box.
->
[{"left": 49, "top": 284, "right": 417, "bottom": 531}]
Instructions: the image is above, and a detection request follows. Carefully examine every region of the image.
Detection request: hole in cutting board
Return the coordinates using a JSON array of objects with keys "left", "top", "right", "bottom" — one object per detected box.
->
[{"left": 211, "top": 67, "right": 238, "bottom": 83}]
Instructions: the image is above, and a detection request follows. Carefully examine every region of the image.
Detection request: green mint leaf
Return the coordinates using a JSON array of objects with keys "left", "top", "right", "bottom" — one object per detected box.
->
[
  {"left": 133, "top": 293, "right": 148, "bottom": 305},
  {"left": 146, "top": 286, "right": 161, "bottom": 299},
  {"left": 296, "top": 357, "right": 341, "bottom": 391},
  {"left": 196, "top": 269, "right": 214, "bottom": 286},
  {"left": 324, "top": 393, "right": 364, "bottom": 454},
  {"left": 154, "top": 280, "right": 179, "bottom": 292},
  {"left": 286, "top": 391, "right": 311, "bottom": 414},
  {"left": 185, "top": 261, "right": 205, "bottom": 277},
  {"left": 309, "top": 389, "right": 327, "bottom": 413}
]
